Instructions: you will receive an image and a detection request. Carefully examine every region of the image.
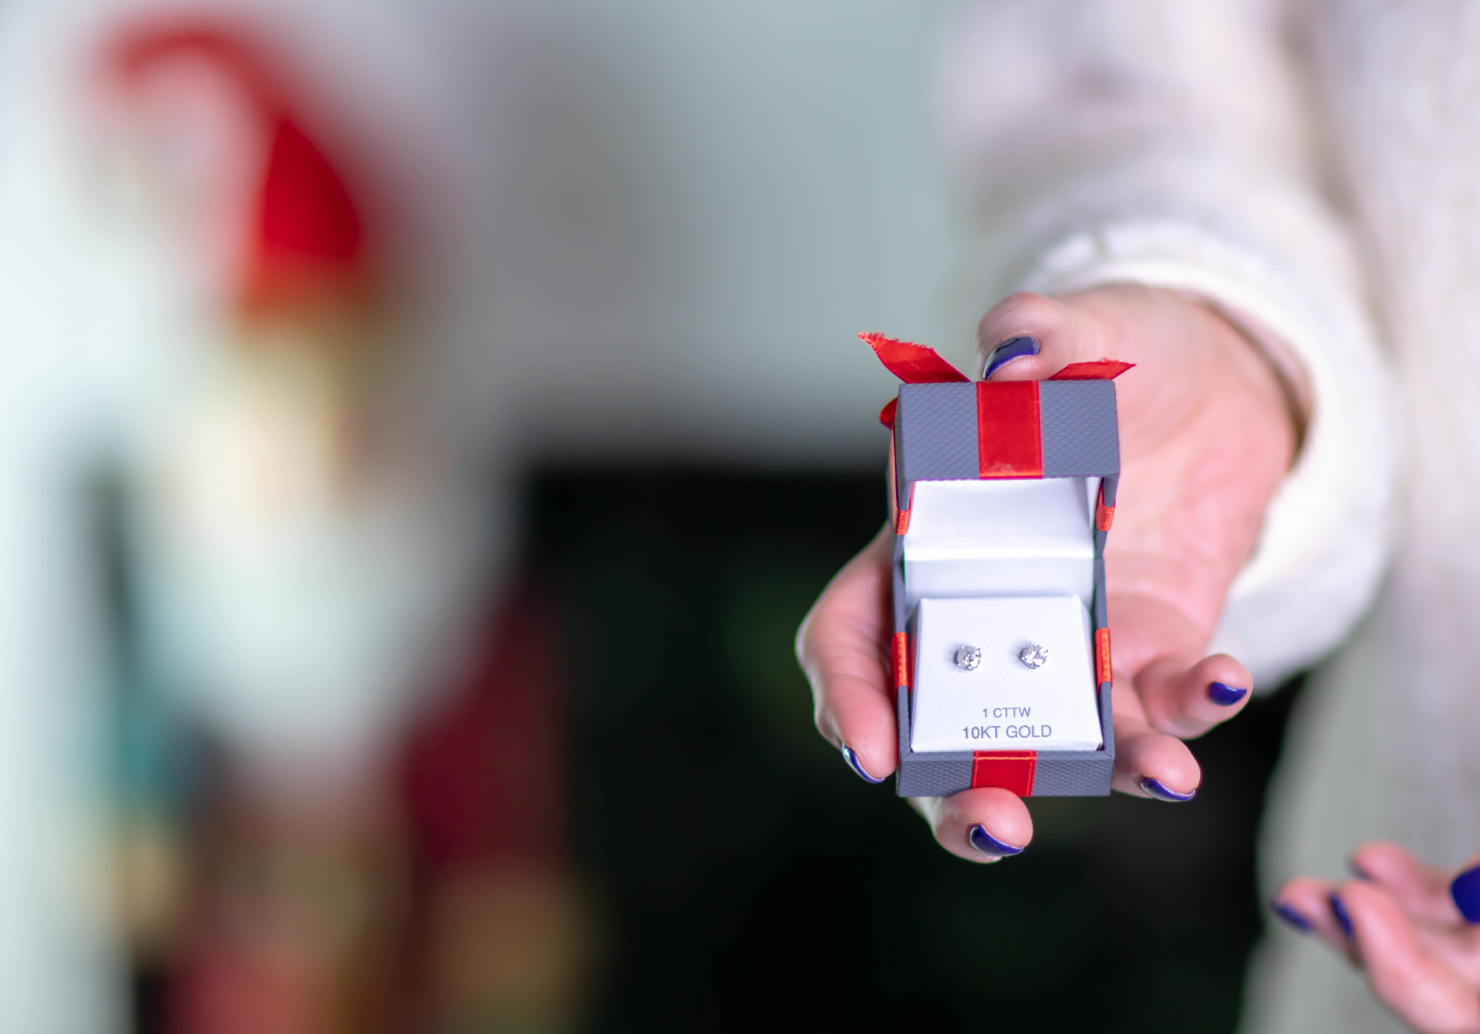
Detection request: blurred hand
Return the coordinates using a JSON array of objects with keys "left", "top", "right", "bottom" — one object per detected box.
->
[
  {"left": 1274, "top": 842, "right": 1480, "bottom": 1033},
  {"left": 796, "top": 285, "right": 1300, "bottom": 862}
]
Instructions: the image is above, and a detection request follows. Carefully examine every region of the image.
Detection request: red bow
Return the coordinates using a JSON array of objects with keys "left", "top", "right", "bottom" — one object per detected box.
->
[{"left": 861, "top": 333, "right": 1133, "bottom": 428}]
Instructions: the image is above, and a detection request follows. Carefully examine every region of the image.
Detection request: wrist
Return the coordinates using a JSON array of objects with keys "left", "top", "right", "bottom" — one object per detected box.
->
[{"left": 1184, "top": 292, "right": 1312, "bottom": 456}]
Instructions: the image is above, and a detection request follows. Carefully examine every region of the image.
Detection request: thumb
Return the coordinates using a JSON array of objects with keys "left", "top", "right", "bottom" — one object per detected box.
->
[
  {"left": 1338, "top": 880, "right": 1480, "bottom": 1033},
  {"left": 1450, "top": 850, "right": 1480, "bottom": 924},
  {"left": 976, "top": 292, "right": 1113, "bottom": 381}
]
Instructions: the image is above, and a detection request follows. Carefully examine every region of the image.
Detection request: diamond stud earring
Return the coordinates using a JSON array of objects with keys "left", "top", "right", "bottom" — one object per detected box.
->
[
  {"left": 955, "top": 645, "right": 982, "bottom": 671},
  {"left": 1019, "top": 643, "right": 1048, "bottom": 669}
]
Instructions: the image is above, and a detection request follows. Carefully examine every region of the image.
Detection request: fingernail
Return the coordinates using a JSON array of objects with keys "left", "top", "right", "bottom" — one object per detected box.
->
[
  {"left": 982, "top": 335, "right": 1040, "bottom": 378},
  {"left": 1269, "top": 900, "right": 1314, "bottom": 934},
  {"left": 1140, "top": 777, "right": 1197, "bottom": 802},
  {"left": 841, "top": 745, "right": 884, "bottom": 784},
  {"left": 968, "top": 824, "right": 1025, "bottom": 859},
  {"left": 1450, "top": 865, "right": 1480, "bottom": 923},
  {"left": 1207, "top": 681, "right": 1248, "bottom": 706},
  {"left": 1329, "top": 893, "right": 1355, "bottom": 938}
]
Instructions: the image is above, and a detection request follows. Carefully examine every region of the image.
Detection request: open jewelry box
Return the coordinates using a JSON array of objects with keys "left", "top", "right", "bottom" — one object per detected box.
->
[{"left": 882, "top": 366, "right": 1124, "bottom": 798}]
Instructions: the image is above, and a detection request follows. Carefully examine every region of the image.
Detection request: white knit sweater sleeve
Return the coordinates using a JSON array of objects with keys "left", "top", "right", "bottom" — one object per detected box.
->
[{"left": 936, "top": 0, "right": 1395, "bottom": 688}]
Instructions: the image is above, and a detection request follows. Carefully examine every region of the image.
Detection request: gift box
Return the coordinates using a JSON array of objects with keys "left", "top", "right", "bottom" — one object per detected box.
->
[{"left": 866, "top": 335, "right": 1128, "bottom": 798}]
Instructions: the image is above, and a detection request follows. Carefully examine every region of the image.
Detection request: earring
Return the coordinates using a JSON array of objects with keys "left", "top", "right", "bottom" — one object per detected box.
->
[{"left": 1019, "top": 643, "right": 1048, "bottom": 669}]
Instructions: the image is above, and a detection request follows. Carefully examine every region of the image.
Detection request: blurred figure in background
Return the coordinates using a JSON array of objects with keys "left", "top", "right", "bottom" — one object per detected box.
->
[{"left": 97, "top": 20, "right": 590, "bottom": 1033}]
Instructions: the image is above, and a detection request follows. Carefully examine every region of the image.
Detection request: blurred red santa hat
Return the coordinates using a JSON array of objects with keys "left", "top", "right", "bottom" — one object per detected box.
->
[{"left": 103, "top": 19, "right": 377, "bottom": 318}]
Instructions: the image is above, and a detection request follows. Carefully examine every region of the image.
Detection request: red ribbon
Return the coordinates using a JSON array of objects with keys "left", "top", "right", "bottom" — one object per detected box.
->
[
  {"left": 864, "top": 333, "right": 1133, "bottom": 428},
  {"left": 860, "top": 333, "right": 970, "bottom": 383},
  {"left": 1049, "top": 360, "right": 1135, "bottom": 380}
]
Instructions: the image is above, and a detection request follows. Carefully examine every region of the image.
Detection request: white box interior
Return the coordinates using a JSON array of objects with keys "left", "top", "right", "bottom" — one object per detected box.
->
[
  {"left": 909, "top": 596, "right": 1103, "bottom": 753},
  {"left": 901, "top": 478, "right": 1098, "bottom": 612},
  {"left": 903, "top": 477, "right": 1103, "bottom": 755}
]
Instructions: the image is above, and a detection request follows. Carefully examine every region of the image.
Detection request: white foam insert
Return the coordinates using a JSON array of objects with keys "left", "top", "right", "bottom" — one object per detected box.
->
[
  {"left": 902, "top": 478, "right": 1097, "bottom": 611},
  {"left": 909, "top": 595, "right": 1103, "bottom": 753}
]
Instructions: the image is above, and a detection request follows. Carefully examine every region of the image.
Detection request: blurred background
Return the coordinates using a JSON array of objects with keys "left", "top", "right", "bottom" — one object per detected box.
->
[{"left": 0, "top": 0, "right": 1302, "bottom": 1030}]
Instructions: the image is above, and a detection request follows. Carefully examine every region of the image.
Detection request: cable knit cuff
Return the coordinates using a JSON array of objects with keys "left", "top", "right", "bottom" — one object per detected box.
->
[{"left": 1015, "top": 221, "right": 1396, "bottom": 688}]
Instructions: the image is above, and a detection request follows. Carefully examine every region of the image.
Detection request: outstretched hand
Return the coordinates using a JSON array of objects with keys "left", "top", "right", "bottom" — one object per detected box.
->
[
  {"left": 796, "top": 285, "right": 1301, "bottom": 862},
  {"left": 1274, "top": 842, "right": 1480, "bottom": 1033}
]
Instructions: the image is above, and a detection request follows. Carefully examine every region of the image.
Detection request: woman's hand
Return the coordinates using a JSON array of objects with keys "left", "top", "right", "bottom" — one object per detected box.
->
[
  {"left": 1273, "top": 842, "right": 1480, "bottom": 1033},
  {"left": 796, "top": 285, "right": 1302, "bottom": 862}
]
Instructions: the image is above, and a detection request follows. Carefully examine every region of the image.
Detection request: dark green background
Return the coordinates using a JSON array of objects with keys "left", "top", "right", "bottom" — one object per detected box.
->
[{"left": 529, "top": 468, "right": 1301, "bottom": 1033}]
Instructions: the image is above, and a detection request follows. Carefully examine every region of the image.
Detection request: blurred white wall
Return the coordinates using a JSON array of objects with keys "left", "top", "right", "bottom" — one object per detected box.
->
[{"left": 438, "top": 0, "right": 968, "bottom": 465}]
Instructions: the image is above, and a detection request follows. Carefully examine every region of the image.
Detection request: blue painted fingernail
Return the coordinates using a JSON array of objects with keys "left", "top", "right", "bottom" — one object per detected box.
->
[
  {"left": 1140, "top": 777, "right": 1197, "bottom": 802},
  {"left": 841, "top": 745, "right": 884, "bottom": 784},
  {"left": 968, "top": 824, "right": 1025, "bottom": 859},
  {"left": 1269, "top": 900, "right": 1314, "bottom": 934},
  {"left": 1450, "top": 865, "right": 1480, "bottom": 923},
  {"left": 1329, "top": 893, "right": 1355, "bottom": 938},
  {"left": 1207, "top": 681, "right": 1248, "bottom": 706},
  {"left": 982, "top": 335, "right": 1040, "bottom": 378}
]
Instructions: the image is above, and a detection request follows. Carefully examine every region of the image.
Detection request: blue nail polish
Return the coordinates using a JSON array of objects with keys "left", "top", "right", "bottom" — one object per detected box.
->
[
  {"left": 841, "top": 745, "right": 884, "bottom": 784},
  {"left": 1207, "top": 681, "right": 1248, "bottom": 706},
  {"left": 1140, "top": 777, "right": 1197, "bottom": 802},
  {"left": 982, "top": 335, "right": 1040, "bottom": 378},
  {"left": 1329, "top": 893, "right": 1355, "bottom": 938},
  {"left": 1451, "top": 865, "right": 1480, "bottom": 923},
  {"left": 968, "top": 824, "right": 1024, "bottom": 858},
  {"left": 1269, "top": 900, "right": 1314, "bottom": 934}
]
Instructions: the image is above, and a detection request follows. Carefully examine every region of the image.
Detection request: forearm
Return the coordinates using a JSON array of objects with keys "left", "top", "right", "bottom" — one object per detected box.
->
[{"left": 940, "top": 0, "right": 1396, "bottom": 684}]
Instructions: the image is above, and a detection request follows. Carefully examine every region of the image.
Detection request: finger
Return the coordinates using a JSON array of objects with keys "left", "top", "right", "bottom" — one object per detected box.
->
[
  {"left": 1136, "top": 651, "right": 1253, "bottom": 739},
  {"left": 1108, "top": 683, "right": 1202, "bottom": 800},
  {"left": 913, "top": 788, "right": 1034, "bottom": 865},
  {"left": 1106, "top": 592, "right": 1251, "bottom": 739},
  {"left": 1338, "top": 880, "right": 1480, "bottom": 1034},
  {"left": 1352, "top": 842, "right": 1470, "bottom": 927},
  {"left": 1276, "top": 877, "right": 1354, "bottom": 957},
  {"left": 796, "top": 526, "right": 898, "bottom": 782},
  {"left": 975, "top": 292, "right": 1105, "bottom": 381}
]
